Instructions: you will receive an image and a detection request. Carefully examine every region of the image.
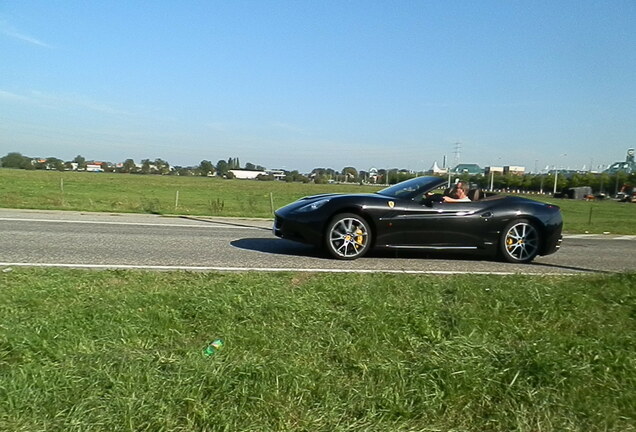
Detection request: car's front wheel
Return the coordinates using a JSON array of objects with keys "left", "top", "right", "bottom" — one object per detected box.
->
[
  {"left": 499, "top": 219, "right": 540, "bottom": 263},
  {"left": 325, "top": 213, "right": 372, "bottom": 260}
]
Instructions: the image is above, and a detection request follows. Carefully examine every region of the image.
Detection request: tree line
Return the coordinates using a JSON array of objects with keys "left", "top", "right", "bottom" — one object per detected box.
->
[{"left": 1, "top": 152, "right": 634, "bottom": 194}]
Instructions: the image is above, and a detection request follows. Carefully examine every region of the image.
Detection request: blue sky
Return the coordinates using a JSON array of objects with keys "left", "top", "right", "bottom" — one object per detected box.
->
[{"left": 1, "top": 0, "right": 635, "bottom": 173}]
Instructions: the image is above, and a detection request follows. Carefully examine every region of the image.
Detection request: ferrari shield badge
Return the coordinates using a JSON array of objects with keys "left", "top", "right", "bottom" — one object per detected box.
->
[{"left": 388, "top": 201, "right": 395, "bottom": 208}]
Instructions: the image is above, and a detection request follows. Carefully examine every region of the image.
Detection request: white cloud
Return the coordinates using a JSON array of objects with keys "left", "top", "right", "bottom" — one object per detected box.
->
[{"left": 0, "top": 21, "right": 51, "bottom": 48}]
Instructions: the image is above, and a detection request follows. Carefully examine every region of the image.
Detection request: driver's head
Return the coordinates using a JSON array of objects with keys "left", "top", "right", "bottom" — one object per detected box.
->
[{"left": 451, "top": 182, "right": 467, "bottom": 198}]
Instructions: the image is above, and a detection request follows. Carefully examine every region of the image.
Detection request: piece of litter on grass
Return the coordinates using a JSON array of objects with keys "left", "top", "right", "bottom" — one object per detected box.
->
[{"left": 2, "top": 267, "right": 12, "bottom": 273}]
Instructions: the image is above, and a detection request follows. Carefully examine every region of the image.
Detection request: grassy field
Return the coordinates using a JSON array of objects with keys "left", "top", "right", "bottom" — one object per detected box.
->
[
  {"left": 1, "top": 169, "right": 635, "bottom": 234},
  {"left": 0, "top": 169, "right": 366, "bottom": 218},
  {"left": 1, "top": 269, "right": 634, "bottom": 432}
]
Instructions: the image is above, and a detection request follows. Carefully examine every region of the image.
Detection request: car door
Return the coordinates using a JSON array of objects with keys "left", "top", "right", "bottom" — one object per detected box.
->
[{"left": 386, "top": 199, "right": 490, "bottom": 248}]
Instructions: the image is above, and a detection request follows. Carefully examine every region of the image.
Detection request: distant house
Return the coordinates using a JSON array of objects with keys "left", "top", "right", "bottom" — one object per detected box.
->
[
  {"left": 267, "top": 169, "right": 286, "bottom": 180},
  {"left": 86, "top": 162, "right": 104, "bottom": 172},
  {"left": 451, "top": 164, "right": 483, "bottom": 175}
]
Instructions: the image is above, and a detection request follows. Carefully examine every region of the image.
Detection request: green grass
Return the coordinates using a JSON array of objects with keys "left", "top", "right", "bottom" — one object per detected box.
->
[
  {"left": 519, "top": 193, "right": 636, "bottom": 235},
  {"left": 0, "top": 169, "right": 374, "bottom": 218},
  {"left": 1, "top": 269, "right": 634, "bottom": 431},
  {"left": 1, "top": 169, "right": 635, "bottom": 234}
]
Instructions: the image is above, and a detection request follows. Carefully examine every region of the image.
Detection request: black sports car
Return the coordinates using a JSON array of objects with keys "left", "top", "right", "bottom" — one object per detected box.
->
[{"left": 273, "top": 176, "right": 562, "bottom": 263}]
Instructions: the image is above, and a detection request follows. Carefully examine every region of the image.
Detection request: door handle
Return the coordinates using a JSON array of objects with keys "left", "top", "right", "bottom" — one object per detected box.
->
[{"left": 481, "top": 212, "right": 493, "bottom": 218}]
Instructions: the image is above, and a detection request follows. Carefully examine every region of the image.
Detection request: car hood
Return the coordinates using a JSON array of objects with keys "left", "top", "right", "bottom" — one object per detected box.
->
[
  {"left": 275, "top": 192, "right": 386, "bottom": 214},
  {"left": 297, "top": 192, "right": 378, "bottom": 201}
]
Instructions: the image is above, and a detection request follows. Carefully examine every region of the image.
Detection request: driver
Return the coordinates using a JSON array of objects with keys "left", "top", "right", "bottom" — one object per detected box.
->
[{"left": 443, "top": 182, "right": 471, "bottom": 202}]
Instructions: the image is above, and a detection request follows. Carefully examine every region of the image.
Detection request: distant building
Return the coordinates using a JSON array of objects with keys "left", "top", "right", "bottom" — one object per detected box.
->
[
  {"left": 451, "top": 164, "right": 483, "bottom": 175},
  {"left": 267, "top": 169, "right": 286, "bottom": 180},
  {"left": 229, "top": 169, "right": 268, "bottom": 179},
  {"left": 428, "top": 161, "right": 447, "bottom": 175},
  {"left": 605, "top": 148, "right": 636, "bottom": 174},
  {"left": 504, "top": 166, "right": 526, "bottom": 175},
  {"left": 86, "top": 162, "right": 104, "bottom": 172},
  {"left": 484, "top": 166, "right": 504, "bottom": 175},
  {"left": 367, "top": 167, "right": 379, "bottom": 182}
]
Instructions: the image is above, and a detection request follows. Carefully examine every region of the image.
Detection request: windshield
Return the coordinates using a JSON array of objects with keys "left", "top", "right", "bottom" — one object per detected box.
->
[{"left": 377, "top": 176, "right": 447, "bottom": 199}]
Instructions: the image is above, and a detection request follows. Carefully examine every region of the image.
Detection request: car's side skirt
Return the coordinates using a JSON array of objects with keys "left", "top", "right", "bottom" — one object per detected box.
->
[{"left": 383, "top": 245, "right": 479, "bottom": 250}]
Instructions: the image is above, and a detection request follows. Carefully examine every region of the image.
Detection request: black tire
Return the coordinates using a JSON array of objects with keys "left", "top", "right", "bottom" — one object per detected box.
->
[
  {"left": 499, "top": 219, "right": 540, "bottom": 263},
  {"left": 325, "top": 213, "right": 372, "bottom": 260}
]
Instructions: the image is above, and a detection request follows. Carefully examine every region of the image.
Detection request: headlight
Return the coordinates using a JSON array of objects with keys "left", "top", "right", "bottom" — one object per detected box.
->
[{"left": 296, "top": 199, "right": 330, "bottom": 213}]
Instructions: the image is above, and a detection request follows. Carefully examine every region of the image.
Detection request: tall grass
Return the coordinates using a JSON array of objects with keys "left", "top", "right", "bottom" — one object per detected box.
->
[{"left": 1, "top": 269, "right": 634, "bottom": 431}]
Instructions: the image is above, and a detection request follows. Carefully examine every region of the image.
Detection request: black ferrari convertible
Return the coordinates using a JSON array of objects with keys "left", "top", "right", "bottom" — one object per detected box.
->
[{"left": 273, "top": 176, "right": 562, "bottom": 263}]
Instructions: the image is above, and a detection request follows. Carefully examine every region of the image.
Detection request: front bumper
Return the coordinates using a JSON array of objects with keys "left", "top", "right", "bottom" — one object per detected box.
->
[{"left": 272, "top": 213, "right": 324, "bottom": 246}]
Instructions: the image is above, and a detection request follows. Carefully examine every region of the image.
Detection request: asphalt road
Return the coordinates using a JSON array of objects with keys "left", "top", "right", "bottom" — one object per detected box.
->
[{"left": 0, "top": 208, "right": 633, "bottom": 275}]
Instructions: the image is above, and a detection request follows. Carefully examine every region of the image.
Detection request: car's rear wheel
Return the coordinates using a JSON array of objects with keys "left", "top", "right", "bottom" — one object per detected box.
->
[
  {"left": 325, "top": 213, "right": 372, "bottom": 260},
  {"left": 499, "top": 219, "right": 540, "bottom": 263}
]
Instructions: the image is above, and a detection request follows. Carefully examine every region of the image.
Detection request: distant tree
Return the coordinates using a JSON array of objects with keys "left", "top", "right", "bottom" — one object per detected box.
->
[
  {"left": 175, "top": 166, "right": 194, "bottom": 176},
  {"left": 216, "top": 160, "right": 229, "bottom": 176},
  {"left": 121, "top": 159, "right": 137, "bottom": 173},
  {"left": 311, "top": 168, "right": 336, "bottom": 181},
  {"left": 245, "top": 162, "right": 256, "bottom": 170},
  {"left": 199, "top": 160, "right": 215, "bottom": 176},
  {"left": 342, "top": 166, "right": 358, "bottom": 182},
  {"left": 1, "top": 152, "right": 30, "bottom": 169},
  {"left": 504, "top": 174, "right": 523, "bottom": 190},
  {"left": 386, "top": 169, "right": 399, "bottom": 184},
  {"left": 285, "top": 170, "right": 309, "bottom": 183},
  {"left": 597, "top": 172, "right": 611, "bottom": 194},
  {"left": 313, "top": 174, "right": 329, "bottom": 184},
  {"left": 225, "top": 170, "right": 235, "bottom": 180},
  {"left": 141, "top": 159, "right": 152, "bottom": 174},
  {"left": 256, "top": 173, "right": 274, "bottom": 181},
  {"left": 102, "top": 162, "right": 114, "bottom": 173},
  {"left": 46, "top": 157, "right": 65, "bottom": 171},
  {"left": 256, "top": 165, "right": 266, "bottom": 171},
  {"left": 226, "top": 157, "right": 241, "bottom": 169},
  {"left": 154, "top": 158, "right": 170, "bottom": 174},
  {"left": 377, "top": 169, "right": 387, "bottom": 184},
  {"left": 73, "top": 155, "right": 86, "bottom": 169}
]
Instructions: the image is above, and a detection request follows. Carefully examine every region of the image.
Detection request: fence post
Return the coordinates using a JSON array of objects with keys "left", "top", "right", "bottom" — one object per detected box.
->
[
  {"left": 175, "top": 190, "right": 179, "bottom": 211},
  {"left": 270, "top": 192, "right": 275, "bottom": 216}
]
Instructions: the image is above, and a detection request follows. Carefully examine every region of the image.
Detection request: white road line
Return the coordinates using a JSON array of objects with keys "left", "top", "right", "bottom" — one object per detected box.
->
[
  {"left": 563, "top": 234, "right": 636, "bottom": 240},
  {"left": 0, "top": 217, "right": 262, "bottom": 229},
  {"left": 0, "top": 262, "right": 584, "bottom": 275}
]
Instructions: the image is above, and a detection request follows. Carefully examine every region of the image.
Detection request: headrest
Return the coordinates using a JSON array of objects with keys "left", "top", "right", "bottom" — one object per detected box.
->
[{"left": 468, "top": 188, "right": 481, "bottom": 201}]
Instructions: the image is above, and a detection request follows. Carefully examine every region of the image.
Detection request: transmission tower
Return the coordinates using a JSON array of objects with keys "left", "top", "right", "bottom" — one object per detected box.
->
[{"left": 453, "top": 142, "right": 461, "bottom": 168}]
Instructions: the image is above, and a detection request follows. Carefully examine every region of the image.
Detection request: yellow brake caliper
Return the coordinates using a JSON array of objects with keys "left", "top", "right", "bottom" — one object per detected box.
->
[{"left": 355, "top": 229, "right": 364, "bottom": 245}]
